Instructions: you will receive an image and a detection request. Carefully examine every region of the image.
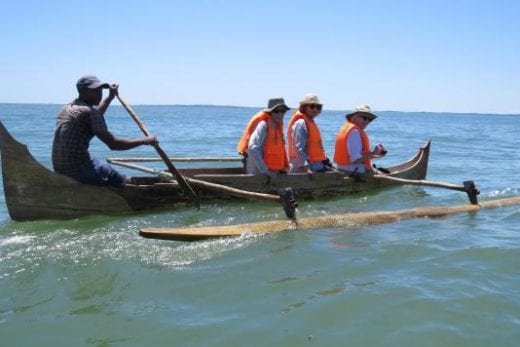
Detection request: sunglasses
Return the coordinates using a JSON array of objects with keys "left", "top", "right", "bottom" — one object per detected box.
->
[
  {"left": 360, "top": 115, "right": 371, "bottom": 121},
  {"left": 272, "top": 109, "right": 287, "bottom": 114},
  {"left": 307, "top": 104, "right": 322, "bottom": 111}
]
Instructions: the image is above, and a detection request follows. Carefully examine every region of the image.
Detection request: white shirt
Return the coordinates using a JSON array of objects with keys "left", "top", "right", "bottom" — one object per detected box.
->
[
  {"left": 245, "top": 120, "right": 269, "bottom": 175},
  {"left": 288, "top": 119, "right": 324, "bottom": 173},
  {"left": 335, "top": 128, "right": 367, "bottom": 173}
]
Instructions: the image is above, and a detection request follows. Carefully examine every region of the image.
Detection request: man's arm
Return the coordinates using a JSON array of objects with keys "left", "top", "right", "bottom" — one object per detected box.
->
[
  {"left": 90, "top": 84, "right": 158, "bottom": 150},
  {"left": 347, "top": 129, "right": 363, "bottom": 163},
  {"left": 96, "top": 130, "right": 157, "bottom": 151},
  {"left": 292, "top": 120, "right": 309, "bottom": 165},
  {"left": 247, "top": 121, "right": 269, "bottom": 174},
  {"left": 96, "top": 84, "right": 118, "bottom": 116},
  {"left": 348, "top": 129, "right": 383, "bottom": 163}
]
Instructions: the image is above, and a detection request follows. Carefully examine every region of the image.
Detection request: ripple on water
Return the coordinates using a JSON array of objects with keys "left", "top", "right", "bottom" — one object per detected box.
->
[
  {"left": 1, "top": 220, "right": 266, "bottom": 276},
  {"left": 0, "top": 234, "right": 35, "bottom": 247}
]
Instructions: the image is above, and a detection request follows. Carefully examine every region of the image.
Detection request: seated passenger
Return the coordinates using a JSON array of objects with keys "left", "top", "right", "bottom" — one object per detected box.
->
[
  {"left": 287, "top": 94, "right": 332, "bottom": 175},
  {"left": 333, "top": 105, "right": 386, "bottom": 175},
  {"left": 237, "top": 98, "right": 290, "bottom": 183}
]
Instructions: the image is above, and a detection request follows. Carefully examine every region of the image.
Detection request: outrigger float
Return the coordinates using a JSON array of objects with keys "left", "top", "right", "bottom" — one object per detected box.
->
[{"left": 140, "top": 196, "right": 520, "bottom": 242}]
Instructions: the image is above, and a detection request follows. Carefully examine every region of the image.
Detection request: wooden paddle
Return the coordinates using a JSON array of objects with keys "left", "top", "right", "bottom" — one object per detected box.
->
[
  {"left": 116, "top": 94, "right": 201, "bottom": 209},
  {"left": 107, "top": 159, "right": 298, "bottom": 219},
  {"left": 369, "top": 174, "right": 480, "bottom": 204}
]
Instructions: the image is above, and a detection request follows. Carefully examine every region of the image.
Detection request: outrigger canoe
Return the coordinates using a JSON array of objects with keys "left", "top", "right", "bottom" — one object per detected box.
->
[{"left": 0, "top": 120, "right": 430, "bottom": 221}]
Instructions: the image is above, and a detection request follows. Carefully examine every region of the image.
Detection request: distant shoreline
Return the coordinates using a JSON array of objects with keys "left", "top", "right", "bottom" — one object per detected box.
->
[{"left": 0, "top": 102, "right": 518, "bottom": 116}]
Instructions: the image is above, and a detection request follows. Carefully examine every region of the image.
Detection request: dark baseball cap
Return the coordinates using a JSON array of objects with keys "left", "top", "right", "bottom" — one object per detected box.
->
[{"left": 76, "top": 75, "right": 109, "bottom": 91}]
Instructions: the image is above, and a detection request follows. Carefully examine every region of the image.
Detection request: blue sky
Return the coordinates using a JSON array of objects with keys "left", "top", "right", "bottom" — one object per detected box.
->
[{"left": 1, "top": 0, "right": 519, "bottom": 113}]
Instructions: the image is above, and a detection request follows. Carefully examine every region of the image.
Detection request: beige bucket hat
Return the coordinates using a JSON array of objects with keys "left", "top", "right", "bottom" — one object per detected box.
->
[
  {"left": 346, "top": 105, "right": 377, "bottom": 122},
  {"left": 263, "top": 97, "right": 290, "bottom": 112},
  {"left": 299, "top": 93, "right": 322, "bottom": 105}
]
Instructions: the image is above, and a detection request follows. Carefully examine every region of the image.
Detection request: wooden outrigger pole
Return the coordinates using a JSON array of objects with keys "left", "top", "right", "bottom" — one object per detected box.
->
[
  {"left": 108, "top": 159, "right": 297, "bottom": 219},
  {"left": 139, "top": 195, "right": 520, "bottom": 241}
]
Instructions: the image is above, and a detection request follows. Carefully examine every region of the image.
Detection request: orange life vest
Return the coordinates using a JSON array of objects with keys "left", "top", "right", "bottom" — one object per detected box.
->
[
  {"left": 237, "top": 111, "right": 289, "bottom": 171},
  {"left": 287, "top": 111, "right": 326, "bottom": 163},
  {"left": 333, "top": 121, "right": 372, "bottom": 170}
]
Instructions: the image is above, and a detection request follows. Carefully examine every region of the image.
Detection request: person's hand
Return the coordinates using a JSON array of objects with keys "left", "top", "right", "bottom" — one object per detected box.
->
[
  {"left": 322, "top": 158, "right": 333, "bottom": 168},
  {"left": 373, "top": 144, "right": 387, "bottom": 158},
  {"left": 306, "top": 166, "right": 315, "bottom": 179},
  {"left": 143, "top": 135, "right": 158, "bottom": 145},
  {"left": 108, "top": 84, "right": 119, "bottom": 98}
]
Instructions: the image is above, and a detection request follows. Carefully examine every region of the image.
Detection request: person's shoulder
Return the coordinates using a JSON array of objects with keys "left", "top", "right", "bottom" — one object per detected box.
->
[
  {"left": 347, "top": 127, "right": 361, "bottom": 140},
  {"left": 251, "top": 119, "right": 268, "bottom": 133},
  {"left": 293, "top": 118, "right": 307, "bottom": 130},
  {"left": 293, "top": 118, "right": 306, "bottom": 125},
  {"left": 70, "top": 99, "right": 98, "bottom": 115},
  {"left": 58, "top": 100, "right": 86, "bottom": 115},
  {"left": 257, "top": 119, "right": 268, "bottom": 127},
  {"left": 58, "top": 102, "right": 72, "bottom": 114}
]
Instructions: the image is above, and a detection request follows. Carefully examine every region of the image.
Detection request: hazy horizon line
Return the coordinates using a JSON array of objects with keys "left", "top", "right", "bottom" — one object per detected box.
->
[{"left": 0, "top": 102, "right": 518, "bottom": 116}]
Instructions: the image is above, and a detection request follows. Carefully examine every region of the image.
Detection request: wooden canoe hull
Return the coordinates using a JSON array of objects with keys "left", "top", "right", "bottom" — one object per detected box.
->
[
  {"left": 0, "top": 120, "right": 430, "bottom": 221},
  {"left": 0, "top": 121, "right": 187, "bottom": 221}
]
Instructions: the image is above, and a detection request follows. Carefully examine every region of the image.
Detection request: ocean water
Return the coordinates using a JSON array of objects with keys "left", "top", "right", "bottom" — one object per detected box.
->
[{"left": 0, "top": 103, "right": 519, "bottom": 346}]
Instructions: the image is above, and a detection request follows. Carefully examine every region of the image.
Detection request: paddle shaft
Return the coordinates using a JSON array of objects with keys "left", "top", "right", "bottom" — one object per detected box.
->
[
  {"left": 108, "top": 160, "right": 279, "bottom": 202},
  {"left": 371, "top": 175, "right": 479, "bottom": 204},
  {"left": 106, "top": 157, "right": 241, "bottom": 163},
  {"left": 108, "top": 158, "right": 297, "bottom": 219},
  {"left": 116, "top": 95, "right": 200, "bottom": 209},
  {"left": 373, "top": 175, "right": 466, "bottom": 191}
]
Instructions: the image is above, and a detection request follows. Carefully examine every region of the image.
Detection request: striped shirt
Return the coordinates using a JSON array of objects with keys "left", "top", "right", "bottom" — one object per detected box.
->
[{"left": 52, "top": 99, "right": 108, "bottom": 177}]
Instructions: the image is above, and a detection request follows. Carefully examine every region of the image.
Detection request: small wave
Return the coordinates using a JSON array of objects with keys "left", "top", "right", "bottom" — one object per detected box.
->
[
  {"left": 0, "top": 235, "right": 35, "bottom": 247},
  {"left": 100, "top": 230, "right": 263, "bottom": 268},
  {"left": 486, "top": 187, "right": 520, "bottom": 198}
]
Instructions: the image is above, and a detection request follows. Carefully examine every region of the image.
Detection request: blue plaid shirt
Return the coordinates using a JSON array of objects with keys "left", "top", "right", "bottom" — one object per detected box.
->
[{"left": 52, "top": 99, "right": 108, "bottom": 177}]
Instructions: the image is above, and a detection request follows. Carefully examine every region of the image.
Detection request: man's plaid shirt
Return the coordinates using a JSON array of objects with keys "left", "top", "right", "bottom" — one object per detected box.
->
[{"left": 52, "top": 99, "right": 108, "bottom": 177}]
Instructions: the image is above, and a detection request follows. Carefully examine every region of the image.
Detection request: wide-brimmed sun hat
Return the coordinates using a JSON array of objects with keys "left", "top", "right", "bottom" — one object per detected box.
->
[
  {"left": 263, "top": 97, "right": 290, "bottom": 113},
  {"left": 299, "top": 93, "right": 322, "bottom": 105},
  {"left": 346, "top": 105, "right": 378, "bottom": 122},
  {"left": 76, "top": 75, "right": 109, "bottom": 91}
]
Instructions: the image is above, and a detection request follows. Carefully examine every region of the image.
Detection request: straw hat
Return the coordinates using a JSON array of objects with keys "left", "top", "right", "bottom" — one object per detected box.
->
[
  {"left": 263, "top": 97, "right": 290, "bottom": 113},
  {"left": 346, "top": 105, "right": 377, "bottom": 122},
  {"left": 299, "top": 93, "right": 322, "bottom": 105}
]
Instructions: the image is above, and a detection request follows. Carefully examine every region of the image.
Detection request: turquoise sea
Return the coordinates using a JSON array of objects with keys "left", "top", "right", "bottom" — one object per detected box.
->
[{"left": 1, "top": 103, "right": 519, "bottom": 346}]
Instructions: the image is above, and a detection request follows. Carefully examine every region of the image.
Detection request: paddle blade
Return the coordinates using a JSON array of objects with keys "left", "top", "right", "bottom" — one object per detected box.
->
[
  {"left": 278, "top": 187, "right": 297, "bottom": 219},
  {"left": 463, "top": 180, "right": 480, "bottom": 205}
]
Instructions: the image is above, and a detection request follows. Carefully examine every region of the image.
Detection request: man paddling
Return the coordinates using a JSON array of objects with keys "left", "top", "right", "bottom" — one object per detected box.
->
[
  {"left": 52, "top": 75, "right": 157, "bottom": 187},
  {"left": 333, "top": 105, "right": 386, "bottom": 174},
  {"left": 237, "top": 98, "right": 290, "bottom": 183}
]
